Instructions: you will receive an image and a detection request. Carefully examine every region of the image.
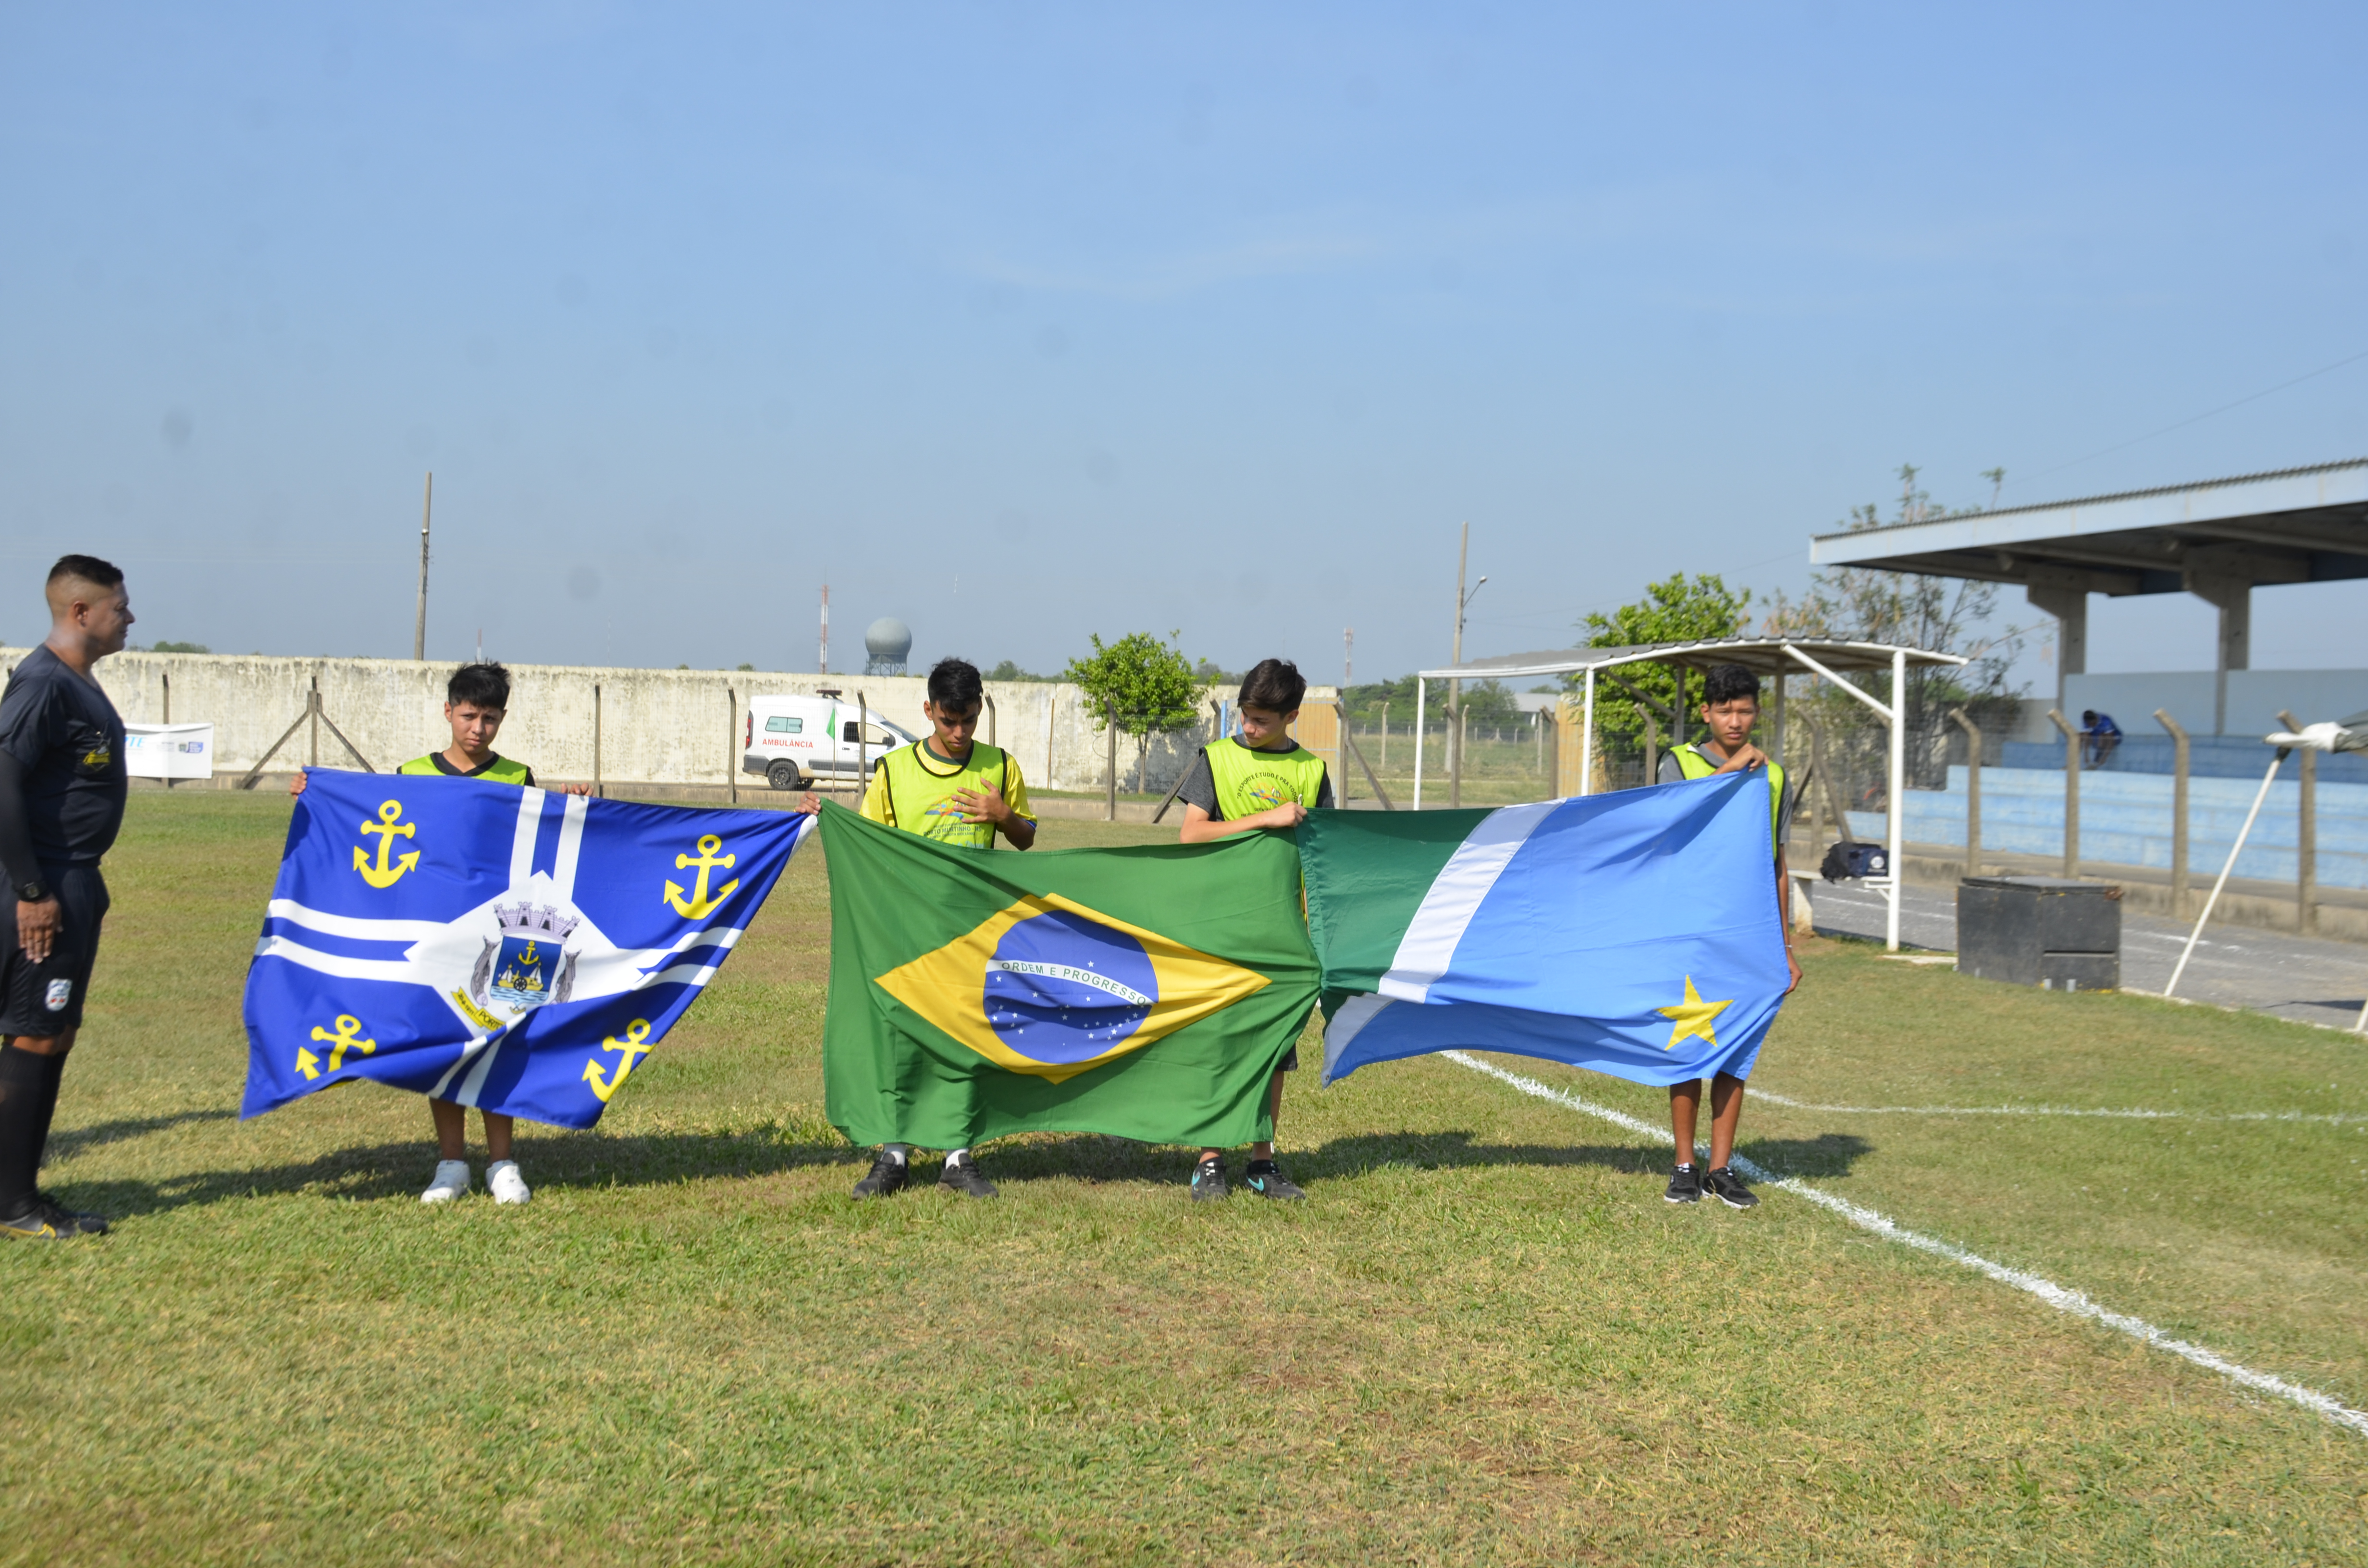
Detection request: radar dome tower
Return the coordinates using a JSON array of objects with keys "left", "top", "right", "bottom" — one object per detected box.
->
[{"left": 863, "top": 617, "right": 913, "bottom": 676}]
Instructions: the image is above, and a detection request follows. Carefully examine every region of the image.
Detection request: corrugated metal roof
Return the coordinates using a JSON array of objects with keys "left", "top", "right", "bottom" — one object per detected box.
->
[{"left": 1812, "top": 456, "right": 2368, "bottom": 544}]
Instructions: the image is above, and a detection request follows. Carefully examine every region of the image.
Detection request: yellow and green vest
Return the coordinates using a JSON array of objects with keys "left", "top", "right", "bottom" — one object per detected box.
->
[
  {"left": 1203, "top": 737, "right": 1328, "bottom": 821},
  {"left": 1671, "top": 743, "right": 1785, "bottom": 858},
  {"left": 866, "top": 741, "right": 1029, "bottom": 849},
  {"left": 398, "top": 752, "right": 534, "bottom": 785}
]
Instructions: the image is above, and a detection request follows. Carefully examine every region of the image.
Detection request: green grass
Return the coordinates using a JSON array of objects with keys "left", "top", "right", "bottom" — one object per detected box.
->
[{"left": 8, "top": 793, "right": 2368, "bottom": 1565}]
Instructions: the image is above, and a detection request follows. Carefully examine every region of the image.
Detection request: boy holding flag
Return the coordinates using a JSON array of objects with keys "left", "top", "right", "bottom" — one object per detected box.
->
[
  {"left": 292, "top": 662, "right": 589, "bottom": 1207},
  {"left": 1654, "top": 662, "right": 1803, "bottom": 1209},
  {"left": 1172, "top": 657, "right": 1329, "bottom": 1201},
  {"left": 803, "top": 657, "right": 1036, "bottom": 1200}
]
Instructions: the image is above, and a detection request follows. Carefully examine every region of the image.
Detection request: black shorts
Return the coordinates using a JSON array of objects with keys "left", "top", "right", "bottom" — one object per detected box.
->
[{"left": 1, "top": 866, "right": 109, "bottom": 1037}]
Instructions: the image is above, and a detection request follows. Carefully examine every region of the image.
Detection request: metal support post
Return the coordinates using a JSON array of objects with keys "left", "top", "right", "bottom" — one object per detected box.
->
[
  {"left": 1105, "top": 700, "right": 1118, "bottom": 821},
  {"left": 2281, "top": 710, "right": 2317, "bottom": 934},
  {"left": 1579, "top": 668, "right": 1596, "bottom": 797},
  {"left": 2047, "top": 709, "right": 2080, "bottom": 877},
  {"left": 728, "top": 689, "right": 738, "bottom": 804},
  {"left": 1948, "top": 706, "right": 1981, "bottom": 877},
  {"left": 1887, "top": 648, "right": 1905, "bottom": 952},
  {"left": 2155, "top": 710, "right": 2189, "bottom": 919},
  {"left": 2168, "top": 749, "right": 2289, "bottom": 997},
  {"left": 1413, "top": 678, "right": 1427, "bottom": 808}
]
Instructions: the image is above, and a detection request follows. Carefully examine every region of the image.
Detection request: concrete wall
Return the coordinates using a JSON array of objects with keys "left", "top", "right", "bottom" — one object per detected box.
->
[{"left": 0, "top": 648, "right": 1331, "bottom": 794}]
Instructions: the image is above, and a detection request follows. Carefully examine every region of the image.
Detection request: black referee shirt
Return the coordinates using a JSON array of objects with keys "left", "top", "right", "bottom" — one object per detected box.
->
[{"left": 0, "top": 644, "right": 128, "bottom": 868}]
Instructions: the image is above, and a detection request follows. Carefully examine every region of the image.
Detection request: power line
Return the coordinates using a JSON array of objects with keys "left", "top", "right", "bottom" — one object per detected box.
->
[{"left": 2011, "top": 345, "right": 2368, "bottom": 490}]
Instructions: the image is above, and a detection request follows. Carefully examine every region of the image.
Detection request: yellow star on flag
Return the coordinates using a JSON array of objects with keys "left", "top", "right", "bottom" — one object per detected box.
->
[{"left": 1656, "top": 975, "right": 1734, "bottom": 1051}]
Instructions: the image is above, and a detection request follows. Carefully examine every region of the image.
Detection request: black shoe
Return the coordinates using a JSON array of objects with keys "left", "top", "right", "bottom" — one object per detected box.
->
[
  {"left": 1665, "top": 1164, "right": 1702, "bottom": 1204},
  {"left": 851, "top": 1153, "right": 909, "bottom": 1200},
  {"left": 1190, "top": 1157, "right": 1229, "bottom": 1201},
  {"left": 1242, "top": 1159, "right": 1305, "bottom": 1201},
  {"left": 937, "top": 1156, "right": 998, "bottom": 1199},
  {"left": 33, "top": 1193, "right": 108, "bottom": 1235},
  {"left": 1703, "top": 1166, "right": 1759, "bottom": 1209}
]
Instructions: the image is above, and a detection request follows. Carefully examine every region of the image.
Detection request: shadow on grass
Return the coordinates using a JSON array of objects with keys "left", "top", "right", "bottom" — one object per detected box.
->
[
  {"left": 61, "top": 1121, "right": 863, "bottom": 1220},
  {"left": 961, "top": 1127, "right": 1877, "bottom": 1189},
  {"left": 49, "top": 1108, "right": 238, "bottom": 1161},
  {"left": 58, "top": 1121, "right": 1877, "bottom": 1217}
]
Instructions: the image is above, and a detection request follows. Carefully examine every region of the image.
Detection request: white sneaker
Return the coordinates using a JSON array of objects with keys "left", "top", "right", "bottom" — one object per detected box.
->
[
  {"left": 421, "top": 1159, "right": 471, "bottom": 1204},
  {"left": 487, "top": 1160, "right": 531, "bottom": 1205}
]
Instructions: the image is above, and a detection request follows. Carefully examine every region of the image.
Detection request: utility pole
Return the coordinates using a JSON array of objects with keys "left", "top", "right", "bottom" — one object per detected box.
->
[
  {"left": 1449, "top": 523, "right": 1486, "bottom": 808},
  {"left": 1344, "top": 627, "right": 1354, "bottom": 686},
  {"left": 413, "top": 472, "right": 432, "bottom": 660},
  {"left": 818, "top": 582, "right": 830, "bottom": 674}
]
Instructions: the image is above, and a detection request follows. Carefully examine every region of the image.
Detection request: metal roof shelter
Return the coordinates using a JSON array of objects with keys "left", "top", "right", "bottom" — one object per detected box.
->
[
  {"left": 1413, "top": 637, "right": 1967, "bottom": 950},
  {"left": 1809, "top": 458, "right": 2368, "bottom": 733}
]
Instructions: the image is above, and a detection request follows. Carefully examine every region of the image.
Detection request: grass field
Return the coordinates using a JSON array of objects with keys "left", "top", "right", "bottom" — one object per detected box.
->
[{"left": 9, "top": 792, "right": 2368, "bottom": 1565}]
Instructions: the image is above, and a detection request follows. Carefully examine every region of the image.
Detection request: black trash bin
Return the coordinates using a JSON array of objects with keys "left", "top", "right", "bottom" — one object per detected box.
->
[{"left": 1956, "top": 876, "right": 2121, "bottom": 992}]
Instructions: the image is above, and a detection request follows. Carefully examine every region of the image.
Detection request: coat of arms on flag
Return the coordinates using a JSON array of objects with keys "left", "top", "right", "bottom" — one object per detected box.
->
[{"left": 240, "top": 769, "right": 810, "bottom": 1128}]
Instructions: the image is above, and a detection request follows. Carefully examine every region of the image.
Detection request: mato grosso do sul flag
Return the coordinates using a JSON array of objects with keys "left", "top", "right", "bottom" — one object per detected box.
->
[
  {"left": 1302, "top": 769, "right": 1790, "bottom": 1087},
  {"left": 242, "top": 768, "right": 809, "bottom": 1127},
  {"left": 820, "top": 802, "right": 1319, "bottom": 1150}
]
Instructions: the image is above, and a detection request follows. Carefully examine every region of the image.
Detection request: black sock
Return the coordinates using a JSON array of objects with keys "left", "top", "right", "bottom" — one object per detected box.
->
[
  {"left": 31, "top": 1054, "right": 64, "bottom": 1190},
  {"left": 0, "top": 1046, "right": 50, "bottom": 1215}
]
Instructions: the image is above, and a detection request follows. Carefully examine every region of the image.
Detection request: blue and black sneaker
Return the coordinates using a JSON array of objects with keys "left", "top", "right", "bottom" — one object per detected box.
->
[
  {"left": 1242, "top": 1159, "right": 1305, "bottom": 1201},
  {"left": 1191, "top": 1157, "right": 1229, "bottom": 1201}
]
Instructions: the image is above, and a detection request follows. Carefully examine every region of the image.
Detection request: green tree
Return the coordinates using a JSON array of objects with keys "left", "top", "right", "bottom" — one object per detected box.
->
[
  {"left": 1063, "top": 631, "right": 1210, "bottom": 793},
  {"left": 1571, "top": 572, "right": 1752, "bottom": 747},
  {"left": 148, "top": 640, "right": 210, "bottom": 654},
  {"left": 985, "top": 659, "right": 1050, "bottom": 682}
]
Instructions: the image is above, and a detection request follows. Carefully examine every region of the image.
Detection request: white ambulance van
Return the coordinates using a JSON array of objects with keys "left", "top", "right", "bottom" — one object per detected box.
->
[{"left": 741, "top": 693, "right": 917, "bottom": 790}]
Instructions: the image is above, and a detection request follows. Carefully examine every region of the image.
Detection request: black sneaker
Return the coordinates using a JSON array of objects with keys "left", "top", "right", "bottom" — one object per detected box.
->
[
  {"left": 851, "top": 1153, "right": 909, "bottom": 1200},
  {"left": 1665, "top": 1164, "right": 1702, "bottom": 1204},
  {"left": 1703, "top": 1166, "right": 1759, "bottom": 1209},
  {"left": 1242, "top": 1160, "right": 1305, "bottom": 1201},
  {"left": 34, "top": 1194, "right": 108, "bottom": 1236},
  {"left": 937, "top": 1156, "right": 998, "bottom": 1199},
  {"left": 1190, "top": 1157, "right": 1229, "bottom": 1201}
]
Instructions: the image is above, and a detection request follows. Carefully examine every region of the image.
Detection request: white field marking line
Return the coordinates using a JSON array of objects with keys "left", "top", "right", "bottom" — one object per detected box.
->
[
  {"left": 1748, "top": 1090, "right": 2368, "bottom": 1125},
  {"left": 1441, "top": 1050, "right": 2368, "bottom": 1439}
]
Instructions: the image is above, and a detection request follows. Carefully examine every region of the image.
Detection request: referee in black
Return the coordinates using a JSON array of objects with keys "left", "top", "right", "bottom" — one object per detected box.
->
[{"left": 0, "top": 555, "right": 134, "bottom": 1239}]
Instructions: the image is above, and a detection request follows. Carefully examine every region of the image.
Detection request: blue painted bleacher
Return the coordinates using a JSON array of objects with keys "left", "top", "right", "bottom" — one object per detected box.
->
[
  {"left": 1846, "top": 764, "right": 2368, "bottom": 890},
  {"left": 2000, "top": 734, "right": 2368, "bottom": 785}
]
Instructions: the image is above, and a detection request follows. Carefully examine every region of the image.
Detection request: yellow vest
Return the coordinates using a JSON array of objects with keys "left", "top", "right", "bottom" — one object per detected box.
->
[
  {"left": 1671, "top": 744, "right": 1784, "bottom": 858},
  {"left": 868, "top": 741, "right": 1026, "bottom": 849},
  {"left": 398, "top": 753, "right": 534, "bottom": 786},
  {"left": 1202, "top": 737, "right": 1328, "bottom": 821}
]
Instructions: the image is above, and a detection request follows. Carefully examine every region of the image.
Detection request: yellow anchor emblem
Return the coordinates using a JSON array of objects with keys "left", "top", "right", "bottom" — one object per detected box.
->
[
  {"left": 353, "top": 801, "right": 421, "bottom": 889},
  {"left": 663, "top": 834, "right": 740, "bottom": 919},
  {"left": 583, "top": 1018, "right": 653, "bottom": 1102},
  {"left": 296, "top": 1015, "right": 377, "bottom": 1079}
]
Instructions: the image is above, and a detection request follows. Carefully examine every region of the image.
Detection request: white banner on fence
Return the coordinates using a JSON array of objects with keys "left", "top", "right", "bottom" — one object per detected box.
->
[{"left": 125, "top": 723, "right": 214, "bottom": 780}]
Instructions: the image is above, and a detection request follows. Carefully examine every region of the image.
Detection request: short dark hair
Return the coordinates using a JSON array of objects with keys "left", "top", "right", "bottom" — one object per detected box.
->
[
  {"left": 1702, "top": 664, "right": 1760, "bottom": 707},
  {"left": 927, "top": 657, "right": 984, "bottom": 712},
  {"left": 48, "top": 554, "right": 123, "bottom": 591},
  {"left": 2081, "top": 710, "right": 2098, "bottom": 725},
  {"left": 447, "top": 662, "right": 511, "bottom": 709},
  {"left": 1238, "top": 658, "right": 1307, "bottom": 713}
]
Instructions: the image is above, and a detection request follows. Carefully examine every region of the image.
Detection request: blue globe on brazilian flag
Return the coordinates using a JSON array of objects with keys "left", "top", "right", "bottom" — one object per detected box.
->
[{"left": 820, "top": 804, "right": 1318, "bottom": 1150}]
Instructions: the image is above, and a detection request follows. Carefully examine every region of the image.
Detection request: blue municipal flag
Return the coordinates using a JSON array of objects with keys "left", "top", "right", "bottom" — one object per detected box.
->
[
  {"left": 241, "top": 769, "right": 809, "bottom": 1127},
  {"left": 1301, "top": 770, "right": 1790, "bottom": 1086}
]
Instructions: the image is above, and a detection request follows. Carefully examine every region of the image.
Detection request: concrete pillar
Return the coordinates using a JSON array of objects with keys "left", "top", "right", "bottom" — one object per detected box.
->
[
  {"left": 2185, "top": 575, "right": 2250, "bottom": 734},
  {"left": 2025, "top": 584, "right": 2086, "bottom": 709}
]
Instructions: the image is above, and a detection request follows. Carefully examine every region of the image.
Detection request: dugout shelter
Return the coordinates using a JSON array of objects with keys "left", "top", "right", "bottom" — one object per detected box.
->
[
  {"left": 1413, "top": 637, "right": 1967, "bottom": 951},
  {"left": 1809, "top": 457, "right": 2368, "bottom": 733}
]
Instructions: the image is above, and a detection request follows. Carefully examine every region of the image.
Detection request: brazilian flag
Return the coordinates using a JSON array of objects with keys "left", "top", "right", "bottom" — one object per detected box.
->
[{"left": 820, "top": 803, "right": 1319, "bottom": 1149}]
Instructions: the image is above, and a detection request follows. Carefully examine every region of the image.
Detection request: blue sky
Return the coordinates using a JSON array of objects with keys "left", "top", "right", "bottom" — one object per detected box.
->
[{"left": 4, "top": 2, "right": 2363, "bottom": 690}]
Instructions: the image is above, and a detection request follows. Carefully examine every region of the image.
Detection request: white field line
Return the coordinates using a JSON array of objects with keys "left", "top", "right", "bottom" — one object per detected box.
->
[
  {"left": 1749, "top": 1090, "right": 2368, "bottom": 1125},
  {"left": 1441, "top": 1050, "right": 2368, "bottom": 1439}
]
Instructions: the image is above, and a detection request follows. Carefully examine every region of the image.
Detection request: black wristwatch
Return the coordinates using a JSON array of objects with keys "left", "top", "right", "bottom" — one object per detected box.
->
[{"left": 14, "top": 879, "right": 44, "bottom": 904}]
